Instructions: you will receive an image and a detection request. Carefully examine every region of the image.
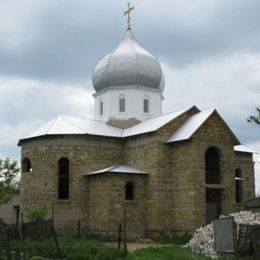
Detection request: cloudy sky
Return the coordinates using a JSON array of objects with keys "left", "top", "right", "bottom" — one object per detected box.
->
[{"left": 0, "top": 0, "right": 259, "bottom": 188}]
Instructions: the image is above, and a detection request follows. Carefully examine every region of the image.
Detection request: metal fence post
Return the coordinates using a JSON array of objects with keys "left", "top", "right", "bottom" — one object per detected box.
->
[
  {"left": 77, "top": 220, "right": 81, "bottom": 239},
  {"left": 123, "top": 209, "right": 127, "bottom": 255},
  {"left": 118, "top": 224, "right": 122, "bottom": 250}
]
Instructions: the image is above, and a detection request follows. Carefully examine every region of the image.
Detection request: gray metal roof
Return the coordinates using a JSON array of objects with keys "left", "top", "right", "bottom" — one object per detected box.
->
[
  {"left": 234, "top": 145, "right": 257, "bottom": 154},
  {"left": 92, "top": 29, "right": 164, "bottom": 92},
  {"left": 166, "top": 109, "right": 215, "bottom": 143},
  {"left": 166, "top": 109, "right": 241, "bottom": 146},
  {"left": 18, "top": 107, "right": 193, "bottom": 144},
  {"left": 83, "top": 164, "right": 149, "bottom": 176}
]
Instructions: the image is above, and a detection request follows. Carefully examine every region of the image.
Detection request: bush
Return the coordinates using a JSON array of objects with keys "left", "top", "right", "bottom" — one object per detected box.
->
[
  {"left": 155, "top": 230, "right": 192, "bottom": 245},
  {"left": 26, "top": 205, "right": 47, "bottom": 222}
]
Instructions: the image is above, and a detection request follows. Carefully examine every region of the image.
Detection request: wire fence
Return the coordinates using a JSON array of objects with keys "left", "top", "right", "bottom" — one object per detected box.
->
[
  {"left": 0, "top": 219, "right": 62, "bottom": 260},
  {"left": 0, "top": 208, "right": 130, "bottom": 259}
]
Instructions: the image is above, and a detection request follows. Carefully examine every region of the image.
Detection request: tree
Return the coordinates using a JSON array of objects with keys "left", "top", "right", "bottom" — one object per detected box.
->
[
  {"left": 0, "top": 157, "right": 20, "bottom": 204},
  {"left": 247, "top": 107, "right": 260, "bottom": 126}
]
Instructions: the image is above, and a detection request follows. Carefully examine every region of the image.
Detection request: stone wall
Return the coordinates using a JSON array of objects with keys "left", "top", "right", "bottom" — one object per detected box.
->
[
  {"left": 20, "top": 109, "right": 255, "bottom": 237},
  {"left": 123, "top": 107, "right": 199, "bottom": 236},
  {"left": 169, "top": 112, "right": 255, "bottom": 232},
  {"left": 21, "top": 135, "right": 122, "bottom": 232},
  {"left": 0, "top": 194, "right": 20, "bottom": 224},
  {"left": 87, "top": 173, "right": 148, "bottom": 238},
  {"left": 233, "top": 151, "right": 255, "bottom": 212}
]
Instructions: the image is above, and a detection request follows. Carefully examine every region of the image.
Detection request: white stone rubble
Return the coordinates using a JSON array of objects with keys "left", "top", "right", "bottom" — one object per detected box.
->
[{"left": 187, "top": 211, "right": 260, "bottom": 258}]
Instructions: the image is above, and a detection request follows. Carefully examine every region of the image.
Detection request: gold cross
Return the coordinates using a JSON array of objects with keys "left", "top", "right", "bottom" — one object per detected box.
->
[{"left": 124, "top": 2, "right": 135, "bottom": 30}]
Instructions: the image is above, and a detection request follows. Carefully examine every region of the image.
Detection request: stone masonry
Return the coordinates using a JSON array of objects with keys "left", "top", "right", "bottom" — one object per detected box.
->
[{"left": 20, "top": 108, "right": 255, "bottom": 238}]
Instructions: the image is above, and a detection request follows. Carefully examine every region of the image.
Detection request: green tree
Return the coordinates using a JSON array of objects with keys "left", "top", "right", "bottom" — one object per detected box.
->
[
  {"left": 248, "top": 107, "right": 260, "bottom": 126},
  {"left": 0, "top": 157, "right": 20, "bottom": 204}
]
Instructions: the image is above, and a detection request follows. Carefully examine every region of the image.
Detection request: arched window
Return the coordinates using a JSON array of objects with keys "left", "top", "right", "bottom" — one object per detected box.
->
[
  {"left": 235, "top": 169, "right": 243, "bottom": 203},
  {"left": 125, "top": 182, "right": 134, "bottom": 200},
  {"left": 205, "top": 147, "right": 220, "bottom": 184},
  {"left": 143, "top": 96, "right": 149, "bottom": 113},
  {"left": 99, "top": 99, "right": 103, "bottom": 116},
  {"left": 22, "top": 157, "right": 32, "bottom": 172},
  {"left": 119, "top": 94, "right": 125, "bottom": 112},
  {"left": 58, "top": 157, "right": 69, "bottom": 200}
]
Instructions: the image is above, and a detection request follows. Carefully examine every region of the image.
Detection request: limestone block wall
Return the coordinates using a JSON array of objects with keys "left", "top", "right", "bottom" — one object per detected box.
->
[
  {"left": 123, "top": 135, "right": 171, "bottom": 236},
  {"left": 0, "top": 194, "right": 20, "bottom": 224},
  {"left": 169, "top": 112, "right": 255, "bottom": 232},
  {"left": 87, "top": 173, "right": 148, "bottom": 238},
  {"left": 122, "top": 107, "right": 209, "bottom": 236},
  {"left": 170, "top": 140, "right": 207, "bottom": 231},
  {"left": 21, "top": 135, "right": 122, "bottom": 232},
  {"left": 233, "top": 152, "right": 255, "bottom": 212},
  {"left": 19, "top": 109, "right": 255, "bottom": 236}
]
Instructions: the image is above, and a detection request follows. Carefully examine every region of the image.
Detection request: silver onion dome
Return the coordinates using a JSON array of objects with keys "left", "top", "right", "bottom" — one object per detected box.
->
[{"left": 92, "top": 29, "right": 165, "bottom": 92}]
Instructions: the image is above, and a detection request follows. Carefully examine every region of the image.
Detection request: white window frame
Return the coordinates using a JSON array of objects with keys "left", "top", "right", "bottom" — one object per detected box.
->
[
  {"left": 119, "top": 94, "right": 126, "bottom": 113},
  {"left": 99, "top": 99, "right": 104, "bottom": 116},
  {"left": 143, "top": 95, "right": 149, "bottom": 114}
]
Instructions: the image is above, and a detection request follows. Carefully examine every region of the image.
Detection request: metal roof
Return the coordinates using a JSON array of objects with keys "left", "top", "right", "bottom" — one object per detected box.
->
[
  {"left": 92, "top": 29, "right": 164, "bottom": 92},
  {"left": 166, "top": 109, "right": 215, "bottom": 143},
  {"left": 166, "top": 109, "right": 241, "bottom": 145},
  {"left": 18, "top": 107, "right": 193, "bottom": 144},
  {"left": 234, "top": 145, "right": 257, "bottom": 154},
  {"left": 83, "top": 164, "right": 149, "bottom": 176}
]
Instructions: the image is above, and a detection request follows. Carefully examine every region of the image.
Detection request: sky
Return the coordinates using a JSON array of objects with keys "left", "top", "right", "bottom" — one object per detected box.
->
[{"left": 0, "top": 0, "right": 259, "bottom": 189}]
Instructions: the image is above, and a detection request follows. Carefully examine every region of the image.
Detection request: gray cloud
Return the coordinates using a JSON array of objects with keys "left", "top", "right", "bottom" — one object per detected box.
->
[
  {"left": 1, "top": 0, "right": 260, "bottom": 85},
  {"left": 0, "top": 1, "right": 259, "bottom": 189}
]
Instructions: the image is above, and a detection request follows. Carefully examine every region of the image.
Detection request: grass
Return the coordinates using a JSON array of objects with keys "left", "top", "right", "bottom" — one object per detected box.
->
[
  {"left": 128, "top": 245, "right": 212, "bottom": 260},
  {"left": 6, "top": 235, "right": 255, "bottom": 260},
  {"left": 154, "top": 232, "right": 192, "bottom": 245},
  {"left": 10, "top": 236, "right": 124, "bottom": 260}
]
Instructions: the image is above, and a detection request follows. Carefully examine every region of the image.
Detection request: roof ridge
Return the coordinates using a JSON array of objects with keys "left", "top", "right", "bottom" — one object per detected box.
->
[
  {"left": 62, "top": 116, "right": 86, "bottom": 133},
  {"left": 64, "top": 115, "right": 123, "bottom": 128},
  {"left": 46, "top": 116, "right": 61, "bottom": 134},
  {"left": 166, "top": 108, "right": 225, "bottom": 144}
]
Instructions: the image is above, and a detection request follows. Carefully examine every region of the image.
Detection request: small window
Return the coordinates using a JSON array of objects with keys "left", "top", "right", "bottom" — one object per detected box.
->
[
  {"left": 100, "top": 100, "right": 103, "bottom": 116},
  {"left": 119, "top": 95, "right": 125, "bottom": 112},
  {"left": 235, "top": 169, "right": 243, "bottom": 203},
  {"left": 58, "top": 157, "right": 70, "bottom": 200},
  {"left": 143, "top": 96, "right": 149, "bottom": 113},
  {"left": 22, "top": 157, "right": 32, "bottom": 172},
  {"left": 125, "top": 182, "right": 134, "bottom": 200}
]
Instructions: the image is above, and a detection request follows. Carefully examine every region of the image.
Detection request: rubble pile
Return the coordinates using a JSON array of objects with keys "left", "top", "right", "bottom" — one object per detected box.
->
[{"left": 187, "top": 211, "right": 260, "bottom": 257}]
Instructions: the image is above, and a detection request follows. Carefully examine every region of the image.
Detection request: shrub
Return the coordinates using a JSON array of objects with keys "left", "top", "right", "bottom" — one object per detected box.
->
[
  {"left": 26, "top": 205, "right": 47, "bottom": 222},
  {"left": 156, "top": 230, "right": 192, "bottom": 245}
]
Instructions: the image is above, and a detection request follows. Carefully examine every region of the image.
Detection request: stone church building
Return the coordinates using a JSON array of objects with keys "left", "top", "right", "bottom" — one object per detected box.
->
[{"left": 19, "top": 24, "right": 255, "bottom": 237}]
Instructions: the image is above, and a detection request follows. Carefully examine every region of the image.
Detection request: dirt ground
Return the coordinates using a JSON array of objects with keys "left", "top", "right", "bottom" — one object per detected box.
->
[{"left": 106, "top": 242, "right": 171, "bottom": 252}]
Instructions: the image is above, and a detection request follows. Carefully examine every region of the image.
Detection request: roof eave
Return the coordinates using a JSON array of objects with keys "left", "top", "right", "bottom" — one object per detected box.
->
[
  {"left": 83, "top": 171, "right": 150, "bottom": 177},
  {"left": 18, "top": 132, "right": 124, "bottom": 147}
]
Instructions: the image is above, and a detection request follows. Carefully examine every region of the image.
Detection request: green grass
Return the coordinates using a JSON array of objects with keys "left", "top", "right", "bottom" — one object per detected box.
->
[
  {"left": 6, "top": 236, "right": 255, "bottom": 260},
  {"left": 10, "top": 236, "right": 124, "bottom": 260},
  {"left": 128, "top": 246, "right": 255, "bottom": 260},
  {"left": 128, "top": 245, "right": 212, "bottom": 260},
  {"left": 154, "top": 233, "right": 192, "bottom": 245}
]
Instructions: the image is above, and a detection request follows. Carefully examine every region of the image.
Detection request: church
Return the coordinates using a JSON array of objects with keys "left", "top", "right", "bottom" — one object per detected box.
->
[{"left": 19, "top": 4, "right": 255, "bottom": 238}]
